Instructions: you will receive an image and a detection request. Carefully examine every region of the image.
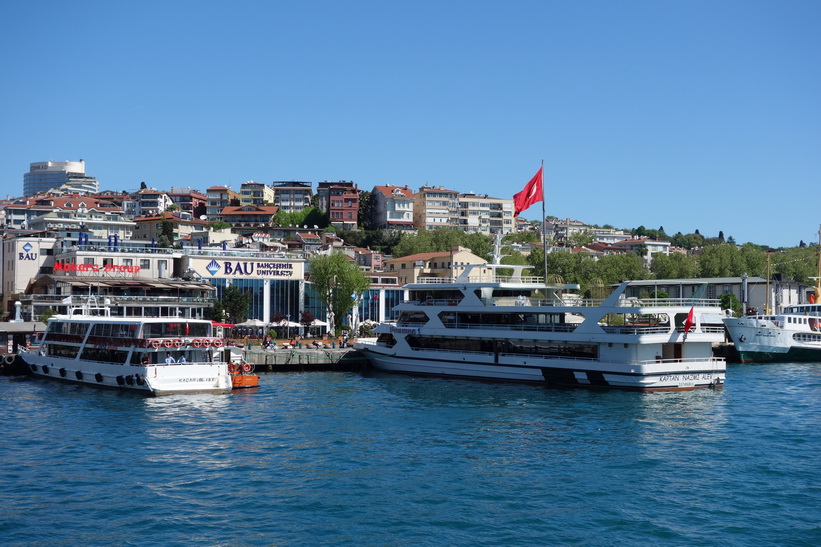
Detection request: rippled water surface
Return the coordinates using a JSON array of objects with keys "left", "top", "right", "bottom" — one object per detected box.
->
[{"left": 1, "top": 363, "right": 819, "bottom": 546}]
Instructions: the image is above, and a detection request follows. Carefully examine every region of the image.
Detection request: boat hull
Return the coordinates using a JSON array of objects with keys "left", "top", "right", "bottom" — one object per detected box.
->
[
  {"left": 359, "top": 345, "right": 725, "bottom": 391},
  {"left": 20, "top": 350, "right": 232, "bottom": 395}
]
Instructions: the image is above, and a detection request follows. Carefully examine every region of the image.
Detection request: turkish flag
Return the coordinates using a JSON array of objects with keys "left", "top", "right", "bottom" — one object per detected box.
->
[
  {"left": 513, "top": 166, "right": 543, "bottom": 217},
  {"left": 683, "top": 306, "right": 695, "bottom": 333}
]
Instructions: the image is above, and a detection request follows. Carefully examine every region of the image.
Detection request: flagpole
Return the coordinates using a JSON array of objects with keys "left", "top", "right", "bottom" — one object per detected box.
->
[{"left": 541, "top": 159, "right": 547, "bottom": 284}]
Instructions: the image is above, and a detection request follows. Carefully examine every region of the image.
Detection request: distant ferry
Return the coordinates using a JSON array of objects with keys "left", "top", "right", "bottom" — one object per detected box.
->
[
  {"left": 356, "top": 264, "right": 726, "bottom": 391},
  {"left": 20, "top": 298, "right": 232, "bottom": 395},
  {"left": 724, "top": 302, "right": 821, "bottom": 363}
]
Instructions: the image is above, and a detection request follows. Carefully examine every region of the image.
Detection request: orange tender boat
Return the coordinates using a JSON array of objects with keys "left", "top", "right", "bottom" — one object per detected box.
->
[{"left": 229, "top": 361, "right": 259, "bottom": 389}]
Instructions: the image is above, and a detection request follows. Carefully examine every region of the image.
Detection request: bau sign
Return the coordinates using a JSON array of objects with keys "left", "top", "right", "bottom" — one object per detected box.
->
[{"left": 19, "top": 242, "right": 37, "bottom": 261}]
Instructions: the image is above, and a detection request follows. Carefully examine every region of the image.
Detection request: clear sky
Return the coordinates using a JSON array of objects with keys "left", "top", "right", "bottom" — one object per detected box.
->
[{"left": 2, "top": 1, "right": 819, "bottom": 248}]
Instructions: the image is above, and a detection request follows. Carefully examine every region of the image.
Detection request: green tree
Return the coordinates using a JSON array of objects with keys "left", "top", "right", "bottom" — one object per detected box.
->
[
  {"left": 650, "top": 252, "right": 698, "bottom": 279},
  {"left": 593, "top": 253, "right": 650, "bottom": 285},
  {"left": 220, "top": 285, "right": 253, "bottom": 323},
  {"left": 697, "top": 244, "right": 745, "bottom": 277},
  {"left": 358, "top": 191, "right": 376, "bottom": 231},
  {"left": 392, "top": 228, "right": 491, "bottom": 260},
  {"left": 308, "top": 252, "right": 371, "bottom": 336},
  {"left": 38, "top": 308, "right": 57, "bottom": 323},
  {"left": 157, "top": 219, "right": 175, "bottom": 248},
  {"left": 719, "top": 293, "right": 741, "bottom": 314},
  {"left": 210, "top": 220, "right": 231, "bottom": 230},
  {"left": 568, "top": 230, "right": 595, "bottom": 248}
]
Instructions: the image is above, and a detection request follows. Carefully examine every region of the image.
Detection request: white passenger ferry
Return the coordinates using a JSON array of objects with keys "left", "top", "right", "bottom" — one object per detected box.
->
[
  {"left": 356, "top": 264, "right": 726, "bottom": 391},
  {"left": 20, "top": 298, "right": 232, "bottom": 395},
  {"left": 724, "top": 302, "right": 821, "bottom": 363}
]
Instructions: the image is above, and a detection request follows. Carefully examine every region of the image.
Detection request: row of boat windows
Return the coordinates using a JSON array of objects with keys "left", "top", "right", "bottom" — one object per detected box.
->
[
  {"left": 398, "top": 312, "right": 571, "bottom": 325},
  {"left": 46, "top": 322, "right": 211, "bottom": 338},
  {"left": 46, "top": 344, "right": 215, "bottom": 364},
  {"left": 793, "top": 333, "right": 821, "bottom": 342},
  {"left": 378, "top": 333, "right": 598, "bottom": 359},
  {"left": 785, "top": 306, "right": 821, "bottom": 314}
]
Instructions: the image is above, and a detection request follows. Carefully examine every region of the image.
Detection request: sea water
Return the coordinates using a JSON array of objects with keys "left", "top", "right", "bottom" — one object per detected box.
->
[{"left": 0, "top": 364, "right": 819, "bottom": 546}]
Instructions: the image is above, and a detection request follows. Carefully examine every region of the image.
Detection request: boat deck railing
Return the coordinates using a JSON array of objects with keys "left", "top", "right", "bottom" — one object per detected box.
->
[
  {"left": 405, "top": 346, "right": 725, "bottom": 366},
  {"left": 395, "top": 322, "right": 726, "bottom": 335},
  {"left": 409, "top": 296, "right": 721, "bottom": 308}
]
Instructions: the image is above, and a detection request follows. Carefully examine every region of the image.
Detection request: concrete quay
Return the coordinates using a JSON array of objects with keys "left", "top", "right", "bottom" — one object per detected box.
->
[{"left": 239, "top": 346, "right": 370, "bottom": 372}]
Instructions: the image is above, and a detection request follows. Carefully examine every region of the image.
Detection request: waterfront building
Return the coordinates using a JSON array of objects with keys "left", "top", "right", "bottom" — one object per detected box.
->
[
  {"left": 23, "top": 160, "right": 99, "bottom": 196},
  {"left": 372, "top": 185, "right": 415, "bottom": 230},
  {"left": 4, "top": 229, "right": 408, "bottom": 330},
  {"left": 456, "top": 193, "right": 514, "bottom": 235},
  {"left": 272, "top": 181, "right": 313, "bottom": 213},
  {"left": 413, "top": 186, "right": 459, "bottom": 231},
  {"left": 205, "top": 186, "right": 241, "bottom": 221},
  {"left": 240, "top": 181, "right": 275, "bottom": 207}
]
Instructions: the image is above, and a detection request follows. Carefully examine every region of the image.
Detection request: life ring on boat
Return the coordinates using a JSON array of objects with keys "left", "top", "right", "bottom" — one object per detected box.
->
[
  {"left": 810, "top": 293, "right": 816, "bottom": 304},
  {"left": 192, "top": 339, "right": 202, "bottom": 348},
  {"left": 173, "top": 339, "right": 183, "bottom": 348},
  {"left": 202, "top": 339, "right": 212, "bottom": 348},
  {"left": 163, "top": 339, "right": 174, "bottom": 348},
  {"left": 241, "top": 362, "right": 253, "bottom": 373},
  {"left": 212, "top": 339, "right": 224, "bottom": 348},
  {"left": 150, "top": 340, "right": 160, "bottom": 349},
  {"left": 4, "top": 354, "right": 15, "bottom": 365}
]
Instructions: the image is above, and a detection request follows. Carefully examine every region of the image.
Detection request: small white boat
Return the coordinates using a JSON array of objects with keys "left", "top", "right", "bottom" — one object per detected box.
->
[
  {"left": 356, "top": 264, "right": 726, "bottom": 391},
  {"left": 20, "top": 298, "right": 232, "bottom": 395}
]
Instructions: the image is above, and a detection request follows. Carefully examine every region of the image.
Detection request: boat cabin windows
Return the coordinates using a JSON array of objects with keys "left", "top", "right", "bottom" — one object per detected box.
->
[
  {"left": 376, "top": 333, "right": 397, "bottom": 347},
  {"left": 142, "top": 322, "right": 211, "bottom": 338},
  {"left": 90, "top": 323, "right": 140, "bottom": 339},
  {"left": 438, "top": 311, "right": 566, "bottom": 329},
  {"left": 410, "top": 289, "right": 463, "bottom": 305},
  {"left": 397, "top": 311, "right": 428, "bottom": 324},
  {"left": 46, "top": 344, "right": 80, "bottom": 359},
  {"left": 81, "top": 346, "right": 130, "bottom": 365},
  {"left": 47, "top": 322, "right": 90, "bottom": 336}
]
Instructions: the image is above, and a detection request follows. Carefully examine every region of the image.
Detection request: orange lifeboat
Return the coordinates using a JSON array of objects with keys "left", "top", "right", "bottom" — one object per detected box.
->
[{"left": 229, "top": 360, "right": 259, "bottom": 389}]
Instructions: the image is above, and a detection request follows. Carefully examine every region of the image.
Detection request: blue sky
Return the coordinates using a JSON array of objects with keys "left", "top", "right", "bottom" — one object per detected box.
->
[{"left": 2, "top": 1, "right": 819, "bottom": 248}]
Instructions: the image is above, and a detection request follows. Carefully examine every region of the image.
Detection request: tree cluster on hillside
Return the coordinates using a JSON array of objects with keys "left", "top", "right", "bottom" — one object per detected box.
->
[
  {"left": 273, "top": 207, "right": 328, "bottom": 230},
  {"left": 392, "top": 228, "right": 493, "bottom": 260}
]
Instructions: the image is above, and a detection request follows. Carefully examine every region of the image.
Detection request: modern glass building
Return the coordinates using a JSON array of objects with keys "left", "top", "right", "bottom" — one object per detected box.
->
[{"left": 23, "top": 160, "right": 99, "bottom": 196}]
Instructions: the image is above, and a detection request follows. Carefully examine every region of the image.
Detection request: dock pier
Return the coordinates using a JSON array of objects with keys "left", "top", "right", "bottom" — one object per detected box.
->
[{"left": 240, "top": 347, "right": 370, "bottom": 372}]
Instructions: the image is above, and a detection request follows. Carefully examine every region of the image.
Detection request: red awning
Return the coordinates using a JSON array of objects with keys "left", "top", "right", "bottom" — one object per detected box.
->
[{"left": 211, "top": 321, "right": 236, "bottom": 327}]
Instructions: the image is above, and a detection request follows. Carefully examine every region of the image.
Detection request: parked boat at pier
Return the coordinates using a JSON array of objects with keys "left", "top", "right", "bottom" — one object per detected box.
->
[
  {"left": 724, "top": 303, "right": 821, "bottom": 363},
  {"left": 356, "top": 264, "right": 726, "bottom": 391},
  {"left": 19, "top": 298, "right": 232, "bottom": 395}
]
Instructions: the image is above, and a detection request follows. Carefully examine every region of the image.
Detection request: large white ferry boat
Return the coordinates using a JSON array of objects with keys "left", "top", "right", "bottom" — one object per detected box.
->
[
  {"left": 20, "top": 299, "right": 232, "bottom": 395},
  {"left": 356, "top": 264, "right": 726, "bottom": 391}
]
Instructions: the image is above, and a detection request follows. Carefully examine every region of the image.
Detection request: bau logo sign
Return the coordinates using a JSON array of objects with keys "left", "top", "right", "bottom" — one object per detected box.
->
[{"left": 19, "top": 242, "right": 37, "bottom": 261}]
